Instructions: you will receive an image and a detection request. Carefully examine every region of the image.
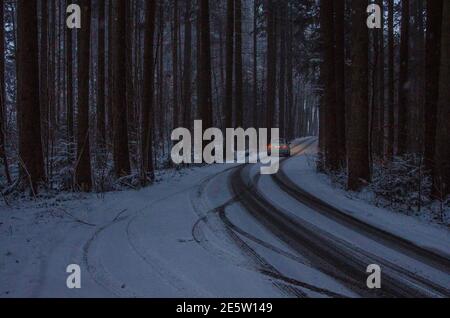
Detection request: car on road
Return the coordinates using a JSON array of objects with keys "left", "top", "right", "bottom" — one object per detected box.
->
[{"left": 268, "top": 138, "right": 291, "bottom": 157}]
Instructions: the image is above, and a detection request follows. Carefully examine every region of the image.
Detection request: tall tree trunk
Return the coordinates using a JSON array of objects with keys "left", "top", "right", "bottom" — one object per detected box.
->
[
  {"left": 377, "top": 0, "right": 385, "bottom": 157},
  {"left": 397, "top": 0, "right": 409, "bottom": 155},
  {"left": 334, "top": 0, "right": 346, "bottom": 167},
  {"left": 172, "top": 0, "right": 179, "bottom": 129},
  {"left": 66, "top": 6, "right": 74, "bottom": 163},
  {"left": 252, "top": 0, "right": 258, "bottom": 128},
  {"left": 0, "top": 0, "right": 11, "bottom": 184},
  {"left": 424, "top": 0, "right": 443, "bottom": 173},
  {"left": 112, "top": 0, "right": 131, "bottom": 177},
  {"left": 224, "top": 0, "right": 234, "bottom": 129},
  {"left": 17, "top": 0, "right": 46, "bottom": 192},
  {"left": 265, "top": 0, "right": 276, "bottom": 135},
  {"left": 387, "top": 0, "right": 395, "bottom": 159},
  {"left": 75, "top": 0, "right": 92, "bottom": 191},
  {"left": 434, "top": 0, "right": 450, "bottom": 198},
  {"left": 235, "top": 0, "right": 244, "bottom": 127},
  {"left": 348, "top": 0, "right": 370, "bottom": 191},
  {"left": 318, "top": 17, "right": 326, "bottom": 169},
  {"left": 97, "top": 0, "right": 106, "bottom": 158},
  {"left": 125, "top": 1, "right": 135, "bottom": 136},
  {"left": 158, "top": 1, "right": 165, "bottom": 145},
  {"left": 321, "top": 0, "right": 338, "bottom": 171},
  {"left": 182, "top": 0, "right": 192, "bottom": 130},
  {"left": 278, "top": 1, "right": 287, "bottom": 137},
  {"left": 198, "top": 0, "right": 213, "bottom": 129},
  {"left": 39, "top": 0, "right": 49, "bottom": 172},
  {"left": 141, "top": 0, "right": 156, "bottom": 183},
  {"left": 107, "top": 0, "right": 114, "bottom": 144},
  {"left": 286, "top": 5, "right": 294, "bottom": 140}
]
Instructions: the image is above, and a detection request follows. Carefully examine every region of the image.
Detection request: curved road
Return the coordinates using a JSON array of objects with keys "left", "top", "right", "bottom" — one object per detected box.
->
[{"left": 228, "top": 138, "right": 450, "bottom": 298}]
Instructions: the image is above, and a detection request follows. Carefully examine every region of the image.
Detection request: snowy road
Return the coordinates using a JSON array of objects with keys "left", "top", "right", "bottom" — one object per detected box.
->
[
  {"left": 232, "top": 138, "right": 450, "bottom": 297},
  {"left": 1, "top": 138, "right": 449, "bottom": 298}
]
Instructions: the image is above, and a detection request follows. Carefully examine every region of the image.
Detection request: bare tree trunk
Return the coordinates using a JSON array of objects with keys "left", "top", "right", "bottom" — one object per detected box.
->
[
  {"left": 377, "top": 0, "right": 385, "bottom": 157},
  {"left": 424, "top": 0, "right": 443, "bottom": 174},
  {"left": 334, "top": 0, "right": 346, "bottom": 167},
  {"left": 286, "top": 5, "right": 294, "bottom": 140},
  {"left": 387, "top": 0, "right": 395, "bottom": 160},
  {"left": 224, "top": 0, "right": 234, "bottom": 129},
  {"left": 112, "top": 0, "right": 131, "bottom": 177},
  {"left": 348, "top": 0, "right": 370, "bottom": 191},
  {"left": 75, "top": 0, "right": 92, "bottom": 191},
  {"left": 321, "top": 0, "right": 338, "bottom": 171},
  {"left": 182, "top": 0, "right": 192, "bottom": 130},
  {"left": 252, "top": 0, "right": 258, "bottom": 128},
  {"left": 235, "top": 0, "right": 243, "bottom": 127},
  {"left": 125, "top": 0, "right": 135, "bottom": 137},
  {"left": 66, "top": 4, "right": 74, "bottom": 163},
  {"left": 198, "top": 0, "right": 213, "bottom": 130},
  {"left": 172, "top": 0, "right": 180, "bottom": 129},
  {"left": 39, "top": 0, "right": 49, "bottom": 172},
  {"left": 97, "top": 0, "right": 106, "bottom": 159},
  {"left": 265, "top": 0, "right": 276, "bottom": 135},
  {"left": 17, "top": 0, "right": 46, "bottom": 193},
  {"left": 0, "top": 0, "right": 11, "bottom": 184},
  {"left": 397, "top": 0, "right": 409, "bottom": 155},
  {"left": 434, "top": 0, "right": 450, "bottom": 198},
  {"left": 157, "top": 1, "right": 165, "bottom": 146},
  {"left": 141, "top": 0, "right": 156, "bottom": 183},
  {"left": 277, "top": 1, "right": 286, "bottom": 137}
]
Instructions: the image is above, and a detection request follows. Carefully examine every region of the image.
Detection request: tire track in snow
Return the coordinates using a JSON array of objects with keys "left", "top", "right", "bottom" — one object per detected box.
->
[{"left": 190, "top": 138, "right": 352, "bottom": 298}]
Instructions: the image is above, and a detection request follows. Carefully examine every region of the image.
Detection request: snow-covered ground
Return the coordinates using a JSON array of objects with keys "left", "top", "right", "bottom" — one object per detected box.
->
[
  {"left": 0, "top": 138, "right": 448, "bottom": 298},
  {"left": 0, "top": 163, "right": 344, "bottom": 297},
  {"left": 285, "top": 144, "right": 450, "bottom": 258}
]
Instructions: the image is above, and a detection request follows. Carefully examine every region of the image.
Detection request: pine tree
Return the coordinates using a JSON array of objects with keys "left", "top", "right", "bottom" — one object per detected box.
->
[
  {"left": 235, "top": 0, "right": 244, "bottom": 128},
  {"left": 198, "top": 0, "right": 213, "bottom": 130},
  {"left": 334, "top": 0, "right": 346, "bottom": 167},
  {"left": 224, "top": 0, "right": 234, "bottom": 129},
  {"left": 75, "top": 0, "right": 92, "bottom": 191},
  {"left": 182, "top": 0, "right": 192, "bottom": 130},
  {"left": 17, "top": 0, "right": 46, "bottom": 193},
  {"left": 0, "top": 0, "right": 11, "bottom": 183},
  {"left": 348, "top": 0, "right": 370, "bottom": 190},
  {"left": 424, "top": 0, "right": 443, "bottom": 173},
  {"left": 278, "top": 1, "right": 287, "bottom": 137},
  {"left": 172, "top": 0, "right": 180, "bottom": 129},
  {"left": 66, "top": 2, "right": 74, "bottom": 162},
  {"left": 397, "top": 0, "right": 409, "bottom": 155},
  {"left": 386, "top": 0, "right": 395, "bottom": 159},
  {"left": 141, "top": 0, "right": 156, "bottom": 182},
  {"left": 111, "top": 0, "right": 131, "bottom": 177},
  {"left": 265, "top": 0, "right": 276, "bottom": 135},
  {"left": 321, "top": 0, "right": 338, "bottom": 171},
  {"left": 434, "top": 0, "right": 450, "bottom": 198},
  {"left": 252, "top": 0, "right": 258, "bottom": 128},
  {"left": 97, "top": 0, "right": 106, "bottom": 156}
]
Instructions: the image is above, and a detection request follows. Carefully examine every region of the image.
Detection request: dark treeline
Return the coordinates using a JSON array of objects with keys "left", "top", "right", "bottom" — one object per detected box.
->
[
  {"left": 0, "top": 0, "right": 321, "bottom": 195},
  {"left": 1, "top": 0, "right": 449, "bottom": 205},
  {"left": 318, "top": 0, "right": 450, "bottom": 206}
]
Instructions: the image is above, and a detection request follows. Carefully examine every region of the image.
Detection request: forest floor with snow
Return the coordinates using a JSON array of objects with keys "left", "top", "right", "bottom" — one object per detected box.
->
[{"left": 1, "top": 139, "right": 449, "bottom": 298}]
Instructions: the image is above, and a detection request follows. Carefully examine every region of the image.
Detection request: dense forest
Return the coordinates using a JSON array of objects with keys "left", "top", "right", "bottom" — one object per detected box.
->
[{"left": 0, "top": 0, "right": 449, "bottom": 211}]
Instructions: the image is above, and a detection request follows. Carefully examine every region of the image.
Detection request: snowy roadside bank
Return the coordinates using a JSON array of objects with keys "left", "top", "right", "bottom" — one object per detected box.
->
[
  {"left": 282, "top": 144, "right": 450, "bottom": 259},
  {"left": 0, "top": 164, "right": 235, "bottom": 297}
]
